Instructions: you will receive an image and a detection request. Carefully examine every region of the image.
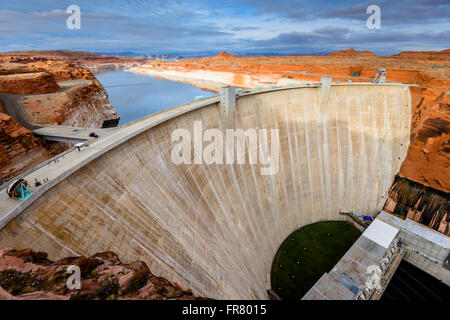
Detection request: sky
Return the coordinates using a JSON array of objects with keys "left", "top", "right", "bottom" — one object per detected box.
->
[{"left": 0, "top": 0, "right": 449, "bottom": 56}]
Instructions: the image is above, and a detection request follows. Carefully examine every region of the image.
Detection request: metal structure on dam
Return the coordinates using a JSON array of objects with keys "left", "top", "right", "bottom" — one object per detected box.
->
[{"left": 0, "top": 82, "right": 414, "bottom": 299}]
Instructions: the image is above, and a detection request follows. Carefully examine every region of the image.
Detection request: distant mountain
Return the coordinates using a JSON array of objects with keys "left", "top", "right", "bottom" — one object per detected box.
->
[
  {"left": 93, "top": 51, "right": 145, "bottom": 57},
  {"left": 328, "top": 49, "right": 376, "bottom": 57},
  {"left": 94, "top": 52, "right": 186, "bottom": 61},
  {"left": 94, "top": 51, "right": 331, "bottom": 60},
  {"left": 233, "top": 52, "right": 331, "bottom": 57},
  {"left": 0, "top": 50, "right": 146, "bottom": 67}
]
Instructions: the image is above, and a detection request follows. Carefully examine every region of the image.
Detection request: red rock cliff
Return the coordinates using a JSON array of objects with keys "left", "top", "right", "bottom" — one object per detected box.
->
[
  {"left": 0, "top": 248, "right": 207, "bottom": 300},
  {"left": 0, "top": 56, "right": 119, "bottom": 184},
  {"left": 0, "top": 72, "right": 60, "bottom": 95},
  {"left": 0, "top": 112, "right": 51, "bottom": 185}
]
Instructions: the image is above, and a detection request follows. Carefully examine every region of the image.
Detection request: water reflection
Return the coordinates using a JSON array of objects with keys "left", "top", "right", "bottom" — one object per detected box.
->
[{"left": 95, "top": 70, "right": 215, "bottom": 125}]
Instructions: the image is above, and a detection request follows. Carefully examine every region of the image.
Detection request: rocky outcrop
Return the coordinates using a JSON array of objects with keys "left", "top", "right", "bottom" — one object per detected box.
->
[
  {"left": 393, "top": 49, "right": 450, "bottom": 60},
  {"left": 0, "top": 72, "right": 60, "bottom": 95},
  {"left": 384, "top": 177, "right": 449, "bottom": 236},
  {"left": 400, "top": 89, "right": 450, "bottom": 191},
  {"left": 0, "top": 112, "right": 51, "bottom": 185},
  {"left": 31, "top": 60, "right": 96, "bottom": 81},
  {"left": 21, "top": 81, "right": 119, "bottom": 128},
  {"left": 62, "top": 83, "right": 119, "bottom": 128},
  {"left": 0, "top": 248, "right": 206, "bottom": 300},
  {"left": 0, "top": 56, "right": 120, "bottom": 184},
  {"left": 328, "top": 48, "right": 376, "bottom": 56},
  {"left": 0, "top": 50, "right": 146, "bottom": 69}
]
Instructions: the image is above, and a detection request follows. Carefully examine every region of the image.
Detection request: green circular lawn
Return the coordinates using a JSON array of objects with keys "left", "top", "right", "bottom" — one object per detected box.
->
[{"left": 271, "top": 221, "right": 360, "bottom": 299}]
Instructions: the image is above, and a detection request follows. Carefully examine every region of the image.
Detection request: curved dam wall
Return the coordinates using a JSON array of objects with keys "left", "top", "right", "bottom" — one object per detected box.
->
[{"left": 0, "top": 84, "right": 411, "bottom": 299}]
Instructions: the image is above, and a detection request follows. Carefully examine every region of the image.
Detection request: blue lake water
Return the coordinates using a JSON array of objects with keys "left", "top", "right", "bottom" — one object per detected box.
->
[{"left": 95, "top": 70, "right": 216, "bottom": 125}]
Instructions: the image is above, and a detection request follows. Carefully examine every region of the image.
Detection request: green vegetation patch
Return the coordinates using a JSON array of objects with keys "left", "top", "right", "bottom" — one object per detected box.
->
[{"left": 271, "top": 221, "right": 360, "bottom": 299}]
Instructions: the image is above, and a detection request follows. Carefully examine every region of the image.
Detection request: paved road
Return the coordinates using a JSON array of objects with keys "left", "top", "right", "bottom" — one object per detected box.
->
[
  {"left": 0, "top": 93, "right": 42, "bottom": 130},
  {"left": 0, "top": 79, "right": 116, "bottom": 142},
  {"left": 33, "top": 126, "right": 117, "bottom": 143},
  {"left": 0, "top": 79, "right": 92, "bottom": 129}
]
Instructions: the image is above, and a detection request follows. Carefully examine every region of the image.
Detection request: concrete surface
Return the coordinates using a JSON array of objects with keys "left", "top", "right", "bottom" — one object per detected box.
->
[
  {"left": 0, "top": 83, "right": 412, "bottom": 299},
  {"left": 0, "top": 92, "right": 41, "bottom": 130},
  {"left": 377, "top": 211, "right": 450, "bottom": 285},
  {"left": 302, "top": 216, "right": 401, "bottom": 300},
  {"left": 363, "top": 219, "right": 399, "bottom": 248}
]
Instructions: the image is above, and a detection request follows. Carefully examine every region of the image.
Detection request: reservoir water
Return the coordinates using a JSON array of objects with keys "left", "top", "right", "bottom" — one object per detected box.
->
[{"left": 95, "top": 70, "right": 216, "bottom": 125}]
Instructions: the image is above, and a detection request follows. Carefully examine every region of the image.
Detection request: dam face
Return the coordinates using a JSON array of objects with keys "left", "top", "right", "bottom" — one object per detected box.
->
[{"left": 0, "top": 84, "right": 411, "bottom": 299}]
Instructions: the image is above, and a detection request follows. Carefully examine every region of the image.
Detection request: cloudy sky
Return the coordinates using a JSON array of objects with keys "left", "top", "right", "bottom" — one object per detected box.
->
[{"left": 0, "top": 0, "right": 449, "bottom": 55}]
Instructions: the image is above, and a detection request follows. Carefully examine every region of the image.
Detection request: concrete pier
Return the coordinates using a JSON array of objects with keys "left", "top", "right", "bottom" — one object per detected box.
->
[
  {"left": 302, "top": 217, "right": 403, "bottom": 300},
  {"left": 219, "top": 85, "right": 236, "bottom": 128},
  {"left": 319, "top": 76, "right": 332, "bottom": 116},
  {"left": 377, "top": 211, "right": 450, "bottom": 285}
]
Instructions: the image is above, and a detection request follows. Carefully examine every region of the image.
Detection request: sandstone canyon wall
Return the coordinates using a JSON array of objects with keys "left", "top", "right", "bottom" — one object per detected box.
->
[
  {"left": 0, "top": 107, "right": 50, "bottom": 185},
  {"left": 0, "top": 55, "right": 120, "bottom": 184},
  {"left": 0, "top": 50, "right": 146, "bottom": 70}
]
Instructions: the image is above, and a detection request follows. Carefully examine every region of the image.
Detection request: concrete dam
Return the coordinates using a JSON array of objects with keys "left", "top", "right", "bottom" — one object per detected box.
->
[{"left": 0, "top": 83, "right": 412, "bottom": 299}]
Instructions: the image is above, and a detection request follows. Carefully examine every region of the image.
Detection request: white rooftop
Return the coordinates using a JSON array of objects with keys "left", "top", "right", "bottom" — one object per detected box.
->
[{"left": 362, "top": 219, "right": 399, "bottom": 248}]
